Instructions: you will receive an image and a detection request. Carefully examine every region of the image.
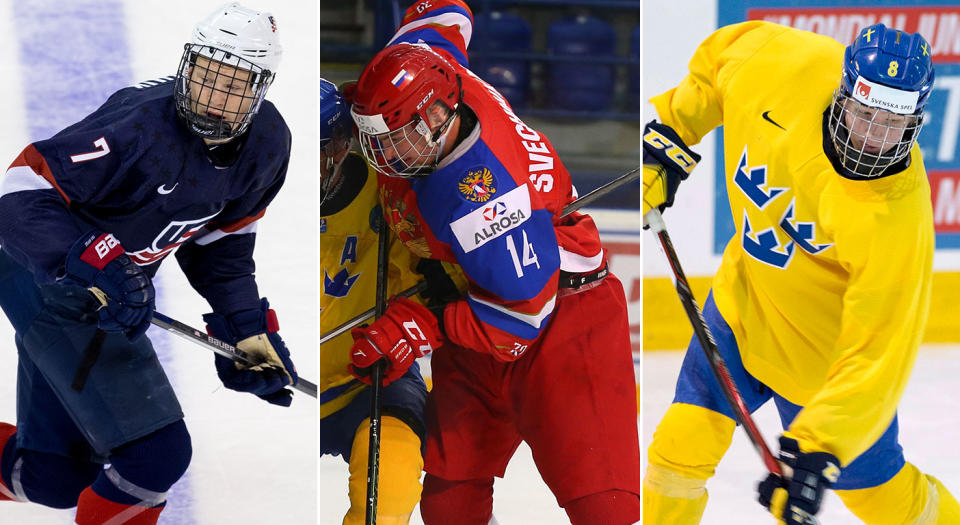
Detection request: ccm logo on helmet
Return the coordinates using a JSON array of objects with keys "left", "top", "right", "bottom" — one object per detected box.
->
[{"left": 416, "top": 89, "right": 435, "bottom": 111}]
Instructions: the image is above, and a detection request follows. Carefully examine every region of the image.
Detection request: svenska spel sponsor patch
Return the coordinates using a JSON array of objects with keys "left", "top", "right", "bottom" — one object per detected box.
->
[
  {"left": 451, "top": 184, "right": 531, "bottom": 253},
  {"left": 852, "top": 76, "right": 920, "bottom": 115}
]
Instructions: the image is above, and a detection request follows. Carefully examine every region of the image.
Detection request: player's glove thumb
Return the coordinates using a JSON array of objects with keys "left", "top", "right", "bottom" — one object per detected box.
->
[{"left": 758, "top": 435, "right": 840, "bottom": 525}]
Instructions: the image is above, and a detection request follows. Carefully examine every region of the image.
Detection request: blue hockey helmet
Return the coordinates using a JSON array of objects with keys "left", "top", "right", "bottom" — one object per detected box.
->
[
  {"left": 829, "top": 24, "right": 935, "bottom": 177},
  {"left": 320, "top": 78, "right": 350, "bottom": 154},
  {"left": 840, "top": 23, "right": 934, "bottom": 112},
  {"left": 319, "top": 78, "right": 353, "bottom": 205}
]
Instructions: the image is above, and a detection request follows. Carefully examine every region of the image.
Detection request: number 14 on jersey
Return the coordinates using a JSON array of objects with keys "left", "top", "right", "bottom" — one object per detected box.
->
[{"left": 505, "top": 230, "right": 540, "bottom": 278}]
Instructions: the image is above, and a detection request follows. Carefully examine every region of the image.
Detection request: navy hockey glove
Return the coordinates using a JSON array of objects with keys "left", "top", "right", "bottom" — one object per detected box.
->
[
  {"left": 758, "top": 435, "right": 841, "bottom": 525},
  {"left": 62, "top": 231, "right": 155, "bottom": 340},
  {"left": 642, "top": 120, "right": 700, "bottom": 217},
  {"left": 204, "top": 298, "right": 299, "bottom": 407}
]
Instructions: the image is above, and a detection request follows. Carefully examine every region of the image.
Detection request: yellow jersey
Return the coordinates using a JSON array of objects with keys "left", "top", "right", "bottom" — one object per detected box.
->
[
  {"left": 652, "top": 21, "right": 934, "bottom": 465},
  {"left": 319, "top": 153, "right": 424, "bottom": 418}
]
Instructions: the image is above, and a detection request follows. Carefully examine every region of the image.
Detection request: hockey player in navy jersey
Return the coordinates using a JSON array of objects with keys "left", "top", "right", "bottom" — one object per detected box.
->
[
  {"left": 346, "top": 1, "right": 641, "bottom": 523},
  {"left": 0, "top": 3, "right": 297, "bottom": 523}
]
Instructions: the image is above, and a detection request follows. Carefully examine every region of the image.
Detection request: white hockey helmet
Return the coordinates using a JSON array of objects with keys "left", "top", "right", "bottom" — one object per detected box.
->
[
  {"left": 175, "top": 3, "right": 282, "bottom": 140},
  {"left": 191, "top": 2, "right": 282, "bottom": 74}
]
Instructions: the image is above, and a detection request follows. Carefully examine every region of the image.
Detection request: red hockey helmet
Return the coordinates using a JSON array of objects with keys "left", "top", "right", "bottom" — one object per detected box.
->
[{"left": 351, "top": 43, "right": 462, "bottom": 177}]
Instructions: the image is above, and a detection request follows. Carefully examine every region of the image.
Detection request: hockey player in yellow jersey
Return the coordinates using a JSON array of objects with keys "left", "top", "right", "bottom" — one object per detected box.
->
[
  {"left": 643, "top": 22, "right": 960, "bottom": 525},
  {"left": 319, "top": 78, "right": 454, "bottom": 525}
]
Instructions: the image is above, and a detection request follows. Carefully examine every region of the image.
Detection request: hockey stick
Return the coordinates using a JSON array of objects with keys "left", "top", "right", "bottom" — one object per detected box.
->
[
  {"left": 150, "top": 312, "right": 318, "bottom": 398},
  {"left": 364, "top": 212, "right": 390, "bottom": 525},
  {"left": 318, "top": 164, "right": 643, "bottom": 345},
  {"left": 319, "top": 280, "right": 428, "bottom": 345},
  {"left": 644, "top": 209, "right": 784, "bottom": 479}
]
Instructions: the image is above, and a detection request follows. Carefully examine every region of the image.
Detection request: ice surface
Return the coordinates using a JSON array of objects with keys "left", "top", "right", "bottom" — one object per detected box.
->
[{"left": 643, "top": 346, "right": 960, "bottom": 524}]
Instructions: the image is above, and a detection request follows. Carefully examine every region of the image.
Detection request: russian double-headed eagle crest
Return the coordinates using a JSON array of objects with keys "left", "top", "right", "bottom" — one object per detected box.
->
[{"left": 458, "top": 167, "right": 497, "bottom": 203}]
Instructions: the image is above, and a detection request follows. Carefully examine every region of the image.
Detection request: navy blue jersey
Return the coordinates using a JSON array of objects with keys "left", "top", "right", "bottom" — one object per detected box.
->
[{"left": 0, "top": 77, "right": 291, "bottom": 315}]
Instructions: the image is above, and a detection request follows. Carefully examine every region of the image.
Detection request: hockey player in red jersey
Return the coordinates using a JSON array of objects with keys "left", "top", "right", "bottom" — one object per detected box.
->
[{"left": 345, "top": 1, "right": 641, "bottom": 523}]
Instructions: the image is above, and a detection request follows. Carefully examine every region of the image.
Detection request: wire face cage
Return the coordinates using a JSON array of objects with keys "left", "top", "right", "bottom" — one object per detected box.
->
[{"left": 175, "top": 44, "right": 274, "bottom": 141}]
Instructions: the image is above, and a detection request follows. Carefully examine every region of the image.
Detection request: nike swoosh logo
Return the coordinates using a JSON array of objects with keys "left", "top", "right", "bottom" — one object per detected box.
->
[
  {"left": 157, "top": 183, "right": 178, "bottom": 195},
  {"left": 762, "top": 111, "right": 786, "bottom": 130}
]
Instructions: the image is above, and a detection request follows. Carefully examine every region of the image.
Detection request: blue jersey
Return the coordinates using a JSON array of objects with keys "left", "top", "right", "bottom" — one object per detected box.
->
[{"left": 0, "top": 78, "right": 291, "bottom": 315}]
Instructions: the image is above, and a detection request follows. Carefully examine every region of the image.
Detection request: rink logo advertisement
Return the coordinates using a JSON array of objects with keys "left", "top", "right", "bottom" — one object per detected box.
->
[
  {"left": 714, "top": 1, "right": 960, "bottom": 251},
  {"left": 930, "top": 171, "right": 960, "bottom": 233},
  {"left": 451, "top": 184, "right": 531, "bottom": 252}
]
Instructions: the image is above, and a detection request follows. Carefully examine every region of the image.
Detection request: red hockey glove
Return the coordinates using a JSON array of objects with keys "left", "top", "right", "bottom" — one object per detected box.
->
[{"left": 349, "top": 297, "right": 443, "bottom": 386}]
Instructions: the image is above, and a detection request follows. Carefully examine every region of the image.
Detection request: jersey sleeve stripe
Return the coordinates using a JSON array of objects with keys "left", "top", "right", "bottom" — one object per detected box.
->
[
  {"left": 219, "top": 209, "right": 266, "bottom": 233},
  {"left": 389, "top": 29, "right": 470, "bottom": 67},
  {"left": 0, "top": 165, "right": 55, "bottom": 197},
  {"left": 467, "top": 291, "right": 557, "bottom": 329},
  {"left": 388, "top": 10, "right": 473, "bottom": 49},
  {"left": 468, "top": 294, "right": 555, "bottom": 340},
  {"left": 192, "top": 221, "right": 258, "bottom": 246},
  {"left": 8, "top": 145, "right": 70, "bottom": 205},
  {"left": 559, "top": 247, "right": 604, "bottom": 273}
]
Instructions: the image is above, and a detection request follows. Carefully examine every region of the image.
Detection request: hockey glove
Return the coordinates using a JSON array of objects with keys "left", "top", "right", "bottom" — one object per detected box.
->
[
  {"left": 349, "top": 296, "right": 443, "bottom": 386},
  {"left": 62, "top": 231, "right": 155, "bottom": 340},
  {"left": 757, "top": 435, "right": 841, "bottom": 525},
  {"left": 642, "top": 120, "right": 700, "bottom": 217},
  {"left": 203, "top": 298, "right": 299, "bottom": 407}
]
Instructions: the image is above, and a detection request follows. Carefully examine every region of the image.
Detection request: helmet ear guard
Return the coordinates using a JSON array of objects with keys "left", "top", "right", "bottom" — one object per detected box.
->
[
  {"left": 828, "top": 23, "right": 934, "bottom": 178},
  {"left": 174, "top": 3, "right": 281, "bottom": 141}
]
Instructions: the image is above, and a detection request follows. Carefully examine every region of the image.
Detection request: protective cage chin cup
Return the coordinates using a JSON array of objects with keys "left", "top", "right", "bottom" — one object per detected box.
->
[{"left": 174, "top": 43, "right": 274, "bottom": 141}]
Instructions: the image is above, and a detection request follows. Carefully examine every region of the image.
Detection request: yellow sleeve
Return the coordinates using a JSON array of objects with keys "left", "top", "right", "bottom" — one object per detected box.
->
[
  {"left": 650, "top": 21, "right": 792, "bottom": 147},
  {"left": 787, "top": 162, "right": 934, "bottom": 465}
]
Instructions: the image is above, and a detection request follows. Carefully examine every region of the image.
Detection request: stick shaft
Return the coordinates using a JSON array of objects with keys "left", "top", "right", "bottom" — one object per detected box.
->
[
  {"left": 150, "top": 312, "right": 318, "bottom": 398},
  {"left": 365, "top": 212, "right": 390, "bottom": 525},
  {"left": 646, "top": 209, "right": 782, "bottom": 477}
]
